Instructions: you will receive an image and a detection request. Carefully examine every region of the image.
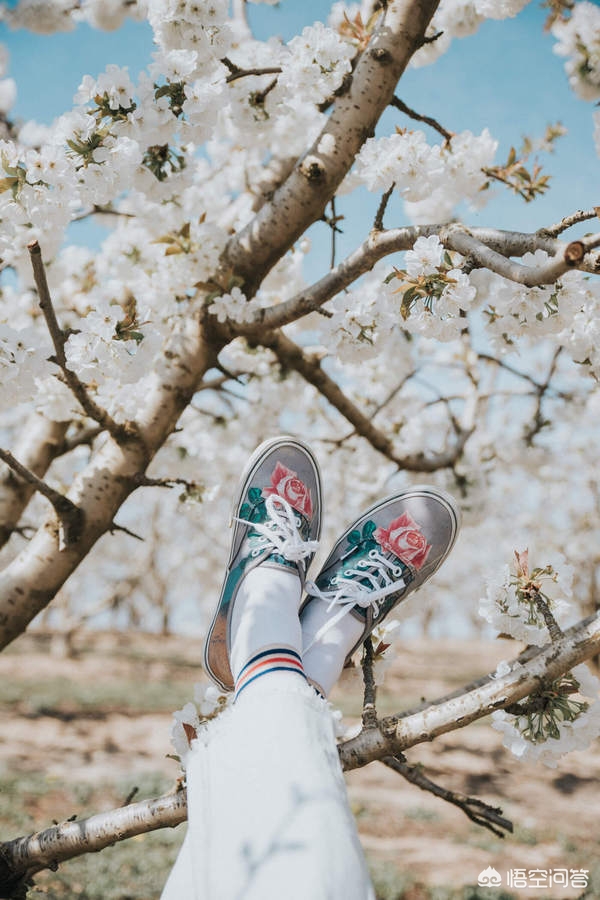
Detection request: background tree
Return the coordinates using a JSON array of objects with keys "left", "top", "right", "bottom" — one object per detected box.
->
[{"left": 0, "top": 0, "right": 599, "bottom": 894}]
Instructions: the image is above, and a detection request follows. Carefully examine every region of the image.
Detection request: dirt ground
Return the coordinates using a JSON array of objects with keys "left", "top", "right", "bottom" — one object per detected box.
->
[{"left": 0, "top": 630, "right": 599, "bottom": 899}]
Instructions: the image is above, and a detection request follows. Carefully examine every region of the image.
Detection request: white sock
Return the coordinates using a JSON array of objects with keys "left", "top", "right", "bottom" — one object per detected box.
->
[
  {"left": 301, "top": 601, "right": 364, "bottom": 698},
  {"left": 230, "top": 567, "right": 306, "bottom": 698}
]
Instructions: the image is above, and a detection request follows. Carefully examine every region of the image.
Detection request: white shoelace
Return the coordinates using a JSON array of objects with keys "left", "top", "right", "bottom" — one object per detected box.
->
[
  {"left": 304, "top": 548, "right": 406, "bottom": 650},
  {"left": 235, "top": 493, "right": 319, "bottom": 563}
]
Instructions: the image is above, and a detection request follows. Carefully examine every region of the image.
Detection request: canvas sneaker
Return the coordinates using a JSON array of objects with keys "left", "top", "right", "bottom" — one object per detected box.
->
[
  {"left": 203, "top": 436, "right": 322, "bottom": 691},
  {"left": 301, "top": 486, "right": 460, "bottom": 660}
]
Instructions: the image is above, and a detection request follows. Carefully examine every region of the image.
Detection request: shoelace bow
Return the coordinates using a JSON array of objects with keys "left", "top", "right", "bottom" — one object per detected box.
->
[
  {"left": 235, "top": 493, "right": 319, "bottom": 562},
  {"left": 304, "top": 549, "right": 407, "bottom": 650}
]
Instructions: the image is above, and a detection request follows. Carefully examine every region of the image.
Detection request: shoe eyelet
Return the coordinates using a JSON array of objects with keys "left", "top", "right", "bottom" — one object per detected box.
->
[
  {"left": 393, "top": 566, "right": 403, "bottom": 577},
  {"left": 330, "top": 575, "right": 339, "bottom": 585},
  {"left": 294, "top": 516, "right": 301, "bottom": 527},
  {"left": 356, "top": 560, "right": 368, "bottom": 569},
  {"left": 368, "top": 549, "right": 378, "bottom": 559},
  {"left": 251, "top": 548, "right": 262, "bottom": 558}
]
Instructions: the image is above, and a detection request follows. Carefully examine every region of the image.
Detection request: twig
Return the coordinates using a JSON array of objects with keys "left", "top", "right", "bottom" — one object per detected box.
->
[
  {"left": 531, "top": 589, "right": 564, "bottom": 643},
  {"left": 523, "top": 347, "right": 563, "bottom": 445},
  {"left": 0, "top": 448, "right": 84, "bottom": 546},
  {"left": 391, "top": 96, "right": 453, "bottom": 145},
  {"left": 71, "top": 205, "right": 135, "bottom": 223},
  {"left": 28, "top": 241, "right": 137, "bottom": 445},
  {"left": 58, "top": 427, "right": 102, "bottom": 455},
  {"left": 382, "top": 755, "right": 513, "bottom": 838},
  {"left": 330, "top": 196, "right": 338, "bottom": 269},
  {"left": 538, "top": 208, "right": 599, "bottom": 239},
  {"left": 421, "top": 29, "right": 444, "bottom": 44},
  {"left": 122, "top": 786, "right": 139, "bottom": 807},
  {"left": 133, "top": 474, "right": 201, "bottom": 491},
  {"left": 221, "top": 58, "right": 282, "bottom": 84},
  {"left": 372, "top": 182, "right": 395, "bottom": 231},
  {"left": 361, "top": 637, "right": 378, "bottom": 729},
  {"left": 108, "top": 522, "right": 144, "bottom": 541}
]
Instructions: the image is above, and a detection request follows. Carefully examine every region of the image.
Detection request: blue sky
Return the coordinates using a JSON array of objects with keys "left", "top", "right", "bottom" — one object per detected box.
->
[{"left": 0, "top": 1, "right": 597, "bottom": 276}]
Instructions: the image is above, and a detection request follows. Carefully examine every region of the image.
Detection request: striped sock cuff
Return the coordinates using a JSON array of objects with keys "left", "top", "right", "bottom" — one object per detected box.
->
[{"left": 234, "top": 647, "right": 306, "bottom": 700}]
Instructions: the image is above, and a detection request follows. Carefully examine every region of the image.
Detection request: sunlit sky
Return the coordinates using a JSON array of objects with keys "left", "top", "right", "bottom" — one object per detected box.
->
[{"left": 0, "top": 1, "right": 597, "bottom": 278}]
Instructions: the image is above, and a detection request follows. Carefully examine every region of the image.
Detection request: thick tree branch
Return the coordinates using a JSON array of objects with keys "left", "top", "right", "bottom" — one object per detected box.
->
[
  {"left": 0, "top": 317, "right": 221, "bottom": 648},
  {"left": 222, "top": 221, "right": 590, "bottom": 340},
  {"left": 338, "top": 611, "right": 600, "bottom": 770},
  {"left": 223, "top": 0, "right": 441, "bottom": 294},
  {"left": 0, "top": 788, "right": 187, "bottom": 896},
  {"left": 262, "top": 330, "right": 472, "bottom": 472},
  {"left": 3, "top": 612, "right": 599, "bottom": 886}
]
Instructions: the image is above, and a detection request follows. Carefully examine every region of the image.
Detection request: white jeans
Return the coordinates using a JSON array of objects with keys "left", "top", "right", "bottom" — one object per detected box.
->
[{"left": 161, "top": 679, "right": 375, "bottom": 900}]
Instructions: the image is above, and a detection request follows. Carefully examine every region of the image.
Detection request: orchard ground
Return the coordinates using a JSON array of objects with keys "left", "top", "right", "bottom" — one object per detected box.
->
[{"left": 0, "top": 631, "right": 599, "bottom": 900}]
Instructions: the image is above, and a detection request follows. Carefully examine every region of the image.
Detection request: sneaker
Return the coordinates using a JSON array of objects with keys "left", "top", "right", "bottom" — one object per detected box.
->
[
  {"left": 203, "top": 436, "right": 322, "bottom": 691},
  {"left": 301, "top": 486, "right": 460, "bottom": 660}
]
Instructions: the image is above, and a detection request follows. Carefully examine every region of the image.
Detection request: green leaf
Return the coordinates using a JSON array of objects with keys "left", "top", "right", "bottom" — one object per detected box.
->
[
  {"left": 347, "top": 529, "right": 361, "bottom": 545},
  {"left": 248, "top": 487, "right": 262, "bottom": 503}
]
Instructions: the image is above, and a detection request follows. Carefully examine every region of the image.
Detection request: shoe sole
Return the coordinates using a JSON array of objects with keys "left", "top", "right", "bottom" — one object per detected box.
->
[{"left": 203, "top": 435, "right": 323, "bottom": 692}]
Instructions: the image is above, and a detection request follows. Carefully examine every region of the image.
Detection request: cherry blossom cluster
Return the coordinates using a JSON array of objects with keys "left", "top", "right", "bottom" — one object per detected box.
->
[
  {"left": 551, "top": 1, "right": 600, "bottom": 101},
  {"left": 479, "top": 549, "right": 600, "bottom": 765}
]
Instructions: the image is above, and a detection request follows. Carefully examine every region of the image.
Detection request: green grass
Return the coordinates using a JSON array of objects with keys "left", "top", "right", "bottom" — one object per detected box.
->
[{"left": 0, "top": 676, "right": 193, "bottom": 716}]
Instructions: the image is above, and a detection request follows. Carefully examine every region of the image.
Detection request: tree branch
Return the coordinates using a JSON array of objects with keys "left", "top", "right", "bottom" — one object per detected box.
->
[
  {"left": 372, "top": 182, "right": 395, "bottom": 231},
  {"left": 338, "top": 611, "right": 600, "bottom": 770},
  {"left": 221, "top": 60, "right": 282, "bottom": 84},
  {"left": 0, "top": 448, "right": 84, "bottom": 548},
  {"left": 261, "top": 330, "right": 472, "bottom": 472},
  {"left": 361, "top": 637, "right": 378, "bottom": 729},
  {"left": 0, "top": 416, "right": 69, "bottom": 551},
  {"left": 28, "top": 241, "right": 135, "bottom": 444},
  {"left": 0, "top": 787, "right": 187, "bottom": 896},
  {"left": 440, "top": 224, "right": 600, "bottom": 287},
  {"left": 391, "top": 95, "right": 453, "bottom": 144},
  {"left": 382, "top": 754, "right": 513, "bottom": 838},
  {"left": 538, "top": 208, "right": 599, "bottom": 238},
  {"left": 3, "top": 612, "right": 599, "bottom": 885},
  {"left": 223, "top": 0, "right": 441, "bottom": 294},
  {"left": 220, "top": 221, "right": 589, "bottom": 340}
]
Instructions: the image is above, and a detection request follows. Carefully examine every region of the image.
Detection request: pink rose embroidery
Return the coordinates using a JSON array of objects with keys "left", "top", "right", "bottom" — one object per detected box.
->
[
  {"left": 374, "top": 511, "right": 431, "bottom": 570},
  {"left": 263, "top": 461, "right": 313, "bottom": 518}
]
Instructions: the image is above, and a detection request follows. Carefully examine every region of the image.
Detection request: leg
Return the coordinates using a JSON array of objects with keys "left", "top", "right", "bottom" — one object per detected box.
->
[
  {"left": 301, "top": 486, "right": 461, "bottom": 696},
  {"left": 163, "top": 437, "right": 374, "bottom": 899}
]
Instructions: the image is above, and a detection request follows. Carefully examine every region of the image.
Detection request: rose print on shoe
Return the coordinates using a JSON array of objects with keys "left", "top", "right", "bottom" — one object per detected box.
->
[
  {"left": 374, "top": 511, "right": 431, "bottom": 570},
  {"left": 262, "top": 461, "right": 313, "bottom": 518}
]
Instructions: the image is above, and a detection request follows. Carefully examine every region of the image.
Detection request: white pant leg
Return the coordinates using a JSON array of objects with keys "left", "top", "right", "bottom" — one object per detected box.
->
[{"left": 161, "top": 681, "right": 374, "bottom": 900}]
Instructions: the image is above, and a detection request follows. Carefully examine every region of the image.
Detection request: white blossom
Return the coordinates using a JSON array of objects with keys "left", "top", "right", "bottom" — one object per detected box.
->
[{"left": 552, "top": 1, "right": 600, "bottom": 100}]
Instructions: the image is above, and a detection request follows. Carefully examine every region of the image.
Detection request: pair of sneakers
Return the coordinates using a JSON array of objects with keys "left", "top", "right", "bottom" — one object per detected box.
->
[{"left": 203, "top": 436, "right": 460, "bottom": 693}]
